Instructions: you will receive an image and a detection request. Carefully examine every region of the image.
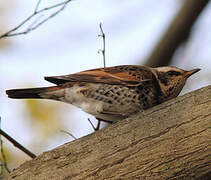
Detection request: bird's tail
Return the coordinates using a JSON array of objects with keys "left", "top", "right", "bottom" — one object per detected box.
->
[{"left": 6, "top": 86, "right": 60, "bottom": 99}]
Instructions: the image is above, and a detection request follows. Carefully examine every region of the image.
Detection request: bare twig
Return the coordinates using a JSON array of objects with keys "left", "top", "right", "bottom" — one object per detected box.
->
[
  {"left": 96, "top": 23, "right": 107, "bottom": 130},
  {"left": 34, "top": 0, "right": 42, "bottom": 13},
  {"left": 0, "top": 139, "right": 11, "bottom": 173},
  {"left": 98, "top": 23, "right": 106, "bottom": 68},
  {"left": 0, "top": 0, "right": 72, "bottom": 39},
  {"left": 60, "top": 130, "right": 77, "bottom": 140},
  {"left": 0, "top": 129, "right": 36, "bottom": 159},
  {"left": 27, "top": 14, "right": 44, "bottom": 31}
]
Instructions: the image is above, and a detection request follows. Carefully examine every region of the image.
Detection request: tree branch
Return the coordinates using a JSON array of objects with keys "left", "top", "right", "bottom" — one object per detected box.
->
[
  {"left": 98, "top": 23, "right": 106, "bottom": 68},
  {"left": 144, "top": 0, "right": 210, "bottom": 67},
  {"left": 0, "top": 129, "right": 36, "bottom": 159},
  {"left": 8, "top": 85, "right": 211, "bottom": 179},
  {"left": 0, "top": 0, "right": 72, "bottom": 39}
]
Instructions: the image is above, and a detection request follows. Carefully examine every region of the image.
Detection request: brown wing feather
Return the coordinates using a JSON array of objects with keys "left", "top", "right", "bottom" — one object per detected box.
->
[{"left": 45, "top": 65, "right": 153, "bottom": 86}]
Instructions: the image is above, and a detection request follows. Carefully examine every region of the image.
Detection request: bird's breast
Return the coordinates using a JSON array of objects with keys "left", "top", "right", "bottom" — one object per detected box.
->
[{"left": 61, "top": 83, "right": 160, "bottom": 122}]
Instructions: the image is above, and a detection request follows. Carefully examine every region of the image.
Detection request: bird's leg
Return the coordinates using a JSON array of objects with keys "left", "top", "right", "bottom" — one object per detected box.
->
[
  {"left": 87, "top": 118, "right": 112, "bottom": 131},
  {"left": 95, "top": 118, "right": 113, "bottom": 131},
  {"left": 96, "top": 118, "right": 113, "bottom": 124},
  {"left": 87, "top": 118, "right": 101, "bottom": 131},
  {"left": 95, "top": 119, "right": 101, "bottom": 131}
]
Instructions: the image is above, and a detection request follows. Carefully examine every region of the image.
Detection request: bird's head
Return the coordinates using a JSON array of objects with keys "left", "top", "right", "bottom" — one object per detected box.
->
[{"left": 153, "top": 67, "right": 200, "bottom": 100}]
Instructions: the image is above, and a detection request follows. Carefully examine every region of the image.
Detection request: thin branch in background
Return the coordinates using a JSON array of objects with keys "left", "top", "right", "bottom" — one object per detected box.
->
[
  {"left": 98, "top": 22, "right": 106, "bottom": 68},
  {"left": 0, "top": 139, "right": 11, "bottom": 173},
  {"left": 34, "top": 0, "right": 42, "bottom": 13},
  {"left": 27, "top": 14, "right": 44, "bottom": 31},
  {"left": 87, "top": 118, "right": 101, "bottom": 131},
  {"left": 0, "top": 117, "right": 11, "bottom": 176},
  {"left": 0, "top": 0, "right": 72, "bottom": 39},
  {"left": 0, "top": 129, "right": 36, "bottom": 159},
  {"left": 60, "top": 130, "right": 77, "bottom": 140}
]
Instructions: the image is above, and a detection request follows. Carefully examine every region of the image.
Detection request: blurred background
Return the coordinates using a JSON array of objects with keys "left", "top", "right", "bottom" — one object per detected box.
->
[{"left": 0, "top": 0, "right": 210, "bottom": 174}]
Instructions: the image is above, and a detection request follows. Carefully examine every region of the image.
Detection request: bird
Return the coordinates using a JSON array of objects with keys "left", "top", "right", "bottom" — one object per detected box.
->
[{"left": 6, "top": 65, "right": 200, "bottom": 123}]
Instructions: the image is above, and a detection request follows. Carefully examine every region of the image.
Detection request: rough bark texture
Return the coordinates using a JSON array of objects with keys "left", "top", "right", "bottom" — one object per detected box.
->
[
  {"left": 9, "top": 85, "right": 211, "bottom": 180},
  {"left": 144, "top": 0, "right": 210, "bottom": 67}
]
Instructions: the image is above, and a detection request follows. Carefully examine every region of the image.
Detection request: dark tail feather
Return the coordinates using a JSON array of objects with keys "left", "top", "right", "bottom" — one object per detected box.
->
[{"left": 6, "top": 87, "right": 56, "bottom": 99}]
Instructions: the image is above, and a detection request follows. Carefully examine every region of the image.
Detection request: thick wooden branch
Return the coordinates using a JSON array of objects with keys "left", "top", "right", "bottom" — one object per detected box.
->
[
  {"left": 144, "top": 0, "right": 210, "bottom": 67},
  {"left": 9, "top": 85, "right": 211, "bottom": 180}
]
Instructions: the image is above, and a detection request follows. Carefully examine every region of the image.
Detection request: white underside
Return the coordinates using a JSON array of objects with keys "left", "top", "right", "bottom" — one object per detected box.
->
[{"left": 42, "top": 84, "right": 121, "bottom": 122}]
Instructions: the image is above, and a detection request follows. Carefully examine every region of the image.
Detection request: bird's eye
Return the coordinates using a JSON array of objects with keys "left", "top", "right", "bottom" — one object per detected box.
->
[{"left": 167, "top": 71, "right": 181, "bottom": 76}]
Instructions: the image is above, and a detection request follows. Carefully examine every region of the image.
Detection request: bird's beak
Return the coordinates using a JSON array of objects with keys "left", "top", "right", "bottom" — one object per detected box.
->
[{"left": 185, "top": 68, "right": 201, "bottom": 78}]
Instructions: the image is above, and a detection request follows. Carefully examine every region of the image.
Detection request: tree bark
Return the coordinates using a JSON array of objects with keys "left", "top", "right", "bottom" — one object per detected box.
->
[
  {"left": 9, "top": 85, "right": 211, "bottom": 180},
  {"left": 144, "top": 0, "right": 210, "bottom": 67}
]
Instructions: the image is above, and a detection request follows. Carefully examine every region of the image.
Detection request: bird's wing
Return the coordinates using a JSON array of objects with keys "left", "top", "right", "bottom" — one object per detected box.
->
[{"left": 45, "top": 65, "right": 154, "bottom": 86}]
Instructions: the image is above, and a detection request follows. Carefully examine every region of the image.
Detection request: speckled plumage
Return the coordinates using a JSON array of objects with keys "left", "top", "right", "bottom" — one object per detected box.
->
[{"left": 6, "top": 65, "right": 200, "bottom": 122}]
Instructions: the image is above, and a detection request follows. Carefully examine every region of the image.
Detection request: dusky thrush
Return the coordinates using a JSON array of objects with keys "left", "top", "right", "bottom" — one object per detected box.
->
[{"left": 6, "top": 65, "right": 200, "bottom": 122}]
